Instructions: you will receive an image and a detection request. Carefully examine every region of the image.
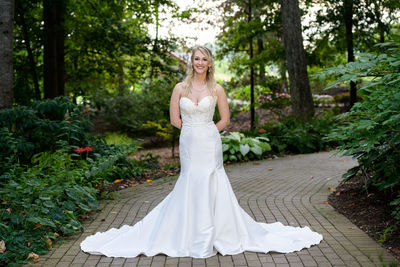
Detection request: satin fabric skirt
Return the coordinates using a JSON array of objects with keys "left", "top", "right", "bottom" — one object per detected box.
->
[{"left": 80, "top": 121, "right": 323, "bottom": 258}]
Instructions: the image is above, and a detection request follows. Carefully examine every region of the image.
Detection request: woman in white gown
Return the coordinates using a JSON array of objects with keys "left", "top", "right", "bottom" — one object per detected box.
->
[{"left": 80, "top": 45, "right": 323, "bottom": 258}]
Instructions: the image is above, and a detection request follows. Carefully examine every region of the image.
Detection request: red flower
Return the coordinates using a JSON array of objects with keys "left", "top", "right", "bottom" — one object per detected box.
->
[
  {"left": 73, "top": 148, "right": 85, "bottom": 153},
  {"left": 84, "top": 146, "right": 94, "bottom": 152},
  {"left": 73, "top": 146, "right": 94, "bottom": 153},
  {"left": 259, "top": 128, "right": 266, "bottom": 133}
]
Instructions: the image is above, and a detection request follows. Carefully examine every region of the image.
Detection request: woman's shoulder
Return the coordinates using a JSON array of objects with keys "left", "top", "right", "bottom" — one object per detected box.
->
[
  {"left": 174, "top": 82, "right": 185, "bottom": 92},
  {"left": 174, "top": 82, "right": 184, "bottom": 89},
  {"left": 215, "top": 83, "right": 225, "bottom": 94},
  {"left": 173, "top": 82, "right": 188, "bottom": 98},
  {"left": 173, "top": 82, "right": 184, "bottom": 93}
]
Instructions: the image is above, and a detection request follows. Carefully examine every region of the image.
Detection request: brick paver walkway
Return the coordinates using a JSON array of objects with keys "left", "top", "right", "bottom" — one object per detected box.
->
[{"left": 29, "top": 152, "right": 399, "bottom": 267}]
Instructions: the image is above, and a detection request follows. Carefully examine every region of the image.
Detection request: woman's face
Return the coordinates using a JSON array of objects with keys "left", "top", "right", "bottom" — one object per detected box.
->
[{"left": 192, "top": 50, "right": 211, "bottom": 75}]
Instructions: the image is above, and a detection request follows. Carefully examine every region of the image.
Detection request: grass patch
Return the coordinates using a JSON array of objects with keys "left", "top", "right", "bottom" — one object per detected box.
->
[{"left": 104, "top": 132, "right": 136, "bottom": 145}]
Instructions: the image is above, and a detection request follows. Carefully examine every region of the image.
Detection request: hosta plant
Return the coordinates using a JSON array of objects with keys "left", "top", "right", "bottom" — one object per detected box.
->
[{"left": 221, "top": 132, "right": 271, "bottom": 162}]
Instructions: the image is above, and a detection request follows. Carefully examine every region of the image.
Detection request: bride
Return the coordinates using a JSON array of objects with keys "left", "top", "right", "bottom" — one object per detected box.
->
[{"left": 80, "top": 45, "right": 323, "bottom": 258}]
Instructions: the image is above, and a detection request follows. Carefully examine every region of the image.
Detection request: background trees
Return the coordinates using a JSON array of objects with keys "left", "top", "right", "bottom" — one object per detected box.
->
[
  {"left": 11, "top": 0, "right": 180, "bottom": 105},
  {"left": 308, "top": 0, "right": 400, "bottom": 107},
  {"left": 217, "top": 0, "right": 284, "bottom": 127},
  {"left": 2, "top": 0, "right": 400, "bottom": 120},
  {"left": 217, "top": 0, "right": 400, "bottom": 118}
]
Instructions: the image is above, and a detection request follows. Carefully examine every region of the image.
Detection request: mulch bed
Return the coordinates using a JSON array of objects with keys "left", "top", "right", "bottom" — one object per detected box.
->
[
  {"left": 102, "top": 167, "right": 180, "bottom": 193},
  {"left": 328, "top": 174, "right": 400, "bottom": 259}
]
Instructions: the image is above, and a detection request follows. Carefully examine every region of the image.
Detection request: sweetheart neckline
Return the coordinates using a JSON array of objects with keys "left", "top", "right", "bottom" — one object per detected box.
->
[{"left": 180, "top": 96, "right": 212, "bottom": 106}]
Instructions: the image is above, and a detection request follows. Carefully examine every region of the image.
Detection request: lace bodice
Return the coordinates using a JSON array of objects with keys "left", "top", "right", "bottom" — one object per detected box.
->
[{"left": 179, "top": 96, "right": 216, "bottom": 126}]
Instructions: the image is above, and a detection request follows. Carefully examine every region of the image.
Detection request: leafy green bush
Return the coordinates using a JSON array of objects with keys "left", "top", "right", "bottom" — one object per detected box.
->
[
  {"left": 0, "top": 152, "right": 96, "bottom": 266},
  {"left": 0, "top": 97, "right": 97, "bottom": 170},
  {"left": 74, "top": 143, "right": 142, "bottom": 185},
  {"left": 321, "top": 37, "right": 400, "bottom": 225},
  {"left": 227, "top": 84, "right": 272, "bottom": 102},
  {"left": 0, "top": 142, "right": 142, "bottom": 266},
  {"left": 257, "top": 113, "right": 339, "bottom": 154},
  {"left": 0, "top": 97, "right": 153, "bottom": 265},
  {"left": 221, "top": 132, "right": 271, "bottom": 162},
  {"left": 91, "top": 78, "right": 177, "bottom": 136},
  {"left": 143, "top": 119, "right": 180, "bottom": 158}
]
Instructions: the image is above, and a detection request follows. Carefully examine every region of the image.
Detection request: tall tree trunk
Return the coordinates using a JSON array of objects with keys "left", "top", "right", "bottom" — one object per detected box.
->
[
  {"left": 0, "top": 0, "right": 15, "bottom": 109},
  {"left": 248, "top": 0, "right": 255, "bottom": 129},
  {"left": 280, "top": 0, "right": 314, "bottom": 119},
  {"left": 257, "top": 37, "right": 266, "bottom": 84},
  {"left": 374, "top": 3, "right": 385, "bottom": 43},
  {"left": 56, "top": 1, "right": 65, "bottom": 96},
  {"left": 43, "top": 0, "right": 65, "bottom": 99},
  {"left": 344, "top": 0, "right": 357, "bottom": 108},
  {"left": 118, "top": 63, "right": 125, "bottom": 96},
  {"left": 379, "top": 24, "right": 385, "bottom": 43},
  {"left": 17, "top": 6, "right": 41, "bottom": 100}
]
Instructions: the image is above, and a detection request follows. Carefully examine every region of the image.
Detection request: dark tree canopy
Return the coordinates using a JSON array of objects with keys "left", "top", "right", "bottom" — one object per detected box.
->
[{"left": 11, "top": 0, "right": 181, "bottom": 104}]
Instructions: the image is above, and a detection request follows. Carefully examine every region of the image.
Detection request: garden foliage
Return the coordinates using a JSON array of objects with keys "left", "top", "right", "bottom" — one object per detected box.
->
[
  {"left": 0, "top": 97, "right": 97, "bottom": 171},
  {"left": 257, "top": 113, "right": 339, "bottom": 154},
  {"left": 0, "top": 97, "right": 147, "bottom": 266},
  {"left": 321, "top": 38, "right": 400, "bottom": 224},
  {"left": 221, "top": 132, "right": 271, "bottom": 162},
  {"left": 91, "top": 78, "right": 177, "bottom": 136}
]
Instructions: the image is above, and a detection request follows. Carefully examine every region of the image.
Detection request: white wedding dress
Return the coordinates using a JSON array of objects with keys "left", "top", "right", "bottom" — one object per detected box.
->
[{"left": 80, "top": 95, "right": 323, "bottom": 258}]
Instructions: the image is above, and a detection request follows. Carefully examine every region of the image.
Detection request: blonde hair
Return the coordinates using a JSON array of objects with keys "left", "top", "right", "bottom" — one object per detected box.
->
[{"left": 182, "top": 45, "right": 217, "bottom": 101}]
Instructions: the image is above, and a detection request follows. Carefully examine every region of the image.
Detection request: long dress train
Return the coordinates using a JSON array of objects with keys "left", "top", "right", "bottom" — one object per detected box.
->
[{"left": 80, "top": 95, "right": 323, "bottom": 258}]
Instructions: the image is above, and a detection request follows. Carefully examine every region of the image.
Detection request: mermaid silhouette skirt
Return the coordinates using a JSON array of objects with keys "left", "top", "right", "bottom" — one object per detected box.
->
[{"left": 80, "top": 96, "right": 323, "bottom": 258}]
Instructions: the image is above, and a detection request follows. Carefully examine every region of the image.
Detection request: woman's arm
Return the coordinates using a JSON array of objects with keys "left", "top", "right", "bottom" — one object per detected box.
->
[
  {"left": 215, "top": 84, "right": 230, "bottom": 131},
  {"left": 170, "top": 83, "right": 183, "bottom": 129}
]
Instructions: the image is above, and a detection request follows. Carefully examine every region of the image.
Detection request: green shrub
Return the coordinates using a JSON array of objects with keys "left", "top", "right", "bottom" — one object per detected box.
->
[
  {"left": 0, "top": 97, "right": 154, "bottom": 265},
  {"left": 0, "top": 97, "right": 96, "bottom": 170},
  {"left": 0, "top": 152, "right": 97, "bottom": 266},
  {"left": 221, "top": 132, "right": 271, "bottom": 162},
  {"left": 257, "top": 113, "right": 339, "bottom": 154},
  {"left": 0, "top": 141, "right": 144, "bottom": 266},
  {"left": 321, "top": 37, "right": 400, "bottom": 224},
  {"left": 143, "top": 119, "right": 180, "bottom": 158},
  {"left": 91, "top": 78, "right": 176, "bottom": 136},
  {"left": 74, "top": 143, "right": 141, "bottom": 185},
  {"left": 227, "top": 84, "right": 272, "bottom": 102}
]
